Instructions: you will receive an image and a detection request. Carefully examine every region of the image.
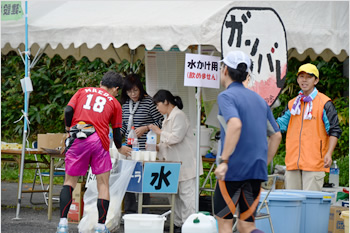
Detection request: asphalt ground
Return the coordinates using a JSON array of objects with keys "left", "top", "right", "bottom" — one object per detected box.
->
[{"left": 1, "top": 181, "right": 172, "bottom": 233}]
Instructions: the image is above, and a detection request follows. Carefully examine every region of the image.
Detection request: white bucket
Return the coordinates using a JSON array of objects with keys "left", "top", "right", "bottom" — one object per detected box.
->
[
  {"left": 182, "top": 213, "right": 218, "bottom": 233},
  {"left": 123, "top": 214, "right": 166, "bottom": 233}
]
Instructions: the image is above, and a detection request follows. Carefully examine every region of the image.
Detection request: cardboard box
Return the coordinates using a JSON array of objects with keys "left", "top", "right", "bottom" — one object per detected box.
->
[
  {"left": 68, "top": 182, "right": 85, "bottom": 223},
  {"left": 328, "top": 205, "right": 349, "bottom": 233},
  {"left": 37, "top": 133, "right": 66, "bottom": 151}
]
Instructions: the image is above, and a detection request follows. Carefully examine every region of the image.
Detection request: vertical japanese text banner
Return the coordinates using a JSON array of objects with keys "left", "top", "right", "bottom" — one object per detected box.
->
[
  {"left": 184, "top": 53, "right": 221, "bottom": 89},
  {"left": 221, "top": 7, "right": 287, "bottom": 106}
]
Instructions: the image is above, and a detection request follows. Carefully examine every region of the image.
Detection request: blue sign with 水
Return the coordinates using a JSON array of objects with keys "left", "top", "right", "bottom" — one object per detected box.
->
[
  {"left": 126, "top": 161, "right": 143, "bottom": 193},
  {"left": 143, "top": 162, "right": 180, "bottom": 193}
]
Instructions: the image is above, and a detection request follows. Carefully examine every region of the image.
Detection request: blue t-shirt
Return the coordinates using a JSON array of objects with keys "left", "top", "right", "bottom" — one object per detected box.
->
[{"left": 217, "top": 82, "right": 280, "bottom": 181}]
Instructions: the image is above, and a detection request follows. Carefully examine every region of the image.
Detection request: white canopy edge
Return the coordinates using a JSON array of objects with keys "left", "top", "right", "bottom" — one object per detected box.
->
[{"left": 1, "top": 1, "right": 348, "bottom": 62}]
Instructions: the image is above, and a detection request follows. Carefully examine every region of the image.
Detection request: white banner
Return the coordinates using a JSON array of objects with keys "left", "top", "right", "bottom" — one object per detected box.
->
[
  {"left": 221, "top": 7, "right": 287, "bottom": 106},
  {"left": 184, "top": 53, "right": 221, "bottom": 89}
]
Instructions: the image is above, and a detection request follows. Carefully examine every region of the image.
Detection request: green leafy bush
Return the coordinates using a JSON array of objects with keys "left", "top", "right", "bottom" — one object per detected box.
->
[
  {"left": 1, "top": 52, "right": 144, "bottom": 143},
  {"left": 1, "top": 52, "right": 145, "bottom": 184}
]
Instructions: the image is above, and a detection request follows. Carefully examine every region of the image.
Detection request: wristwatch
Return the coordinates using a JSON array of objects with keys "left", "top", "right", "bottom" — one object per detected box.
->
[{"left": 218, "top": 158, "right": 229, "bottom": 164}]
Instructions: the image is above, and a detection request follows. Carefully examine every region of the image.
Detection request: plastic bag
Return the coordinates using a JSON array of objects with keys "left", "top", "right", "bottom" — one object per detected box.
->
[{"left": 78, "top": 158, "right": 137, "bottom": 233}]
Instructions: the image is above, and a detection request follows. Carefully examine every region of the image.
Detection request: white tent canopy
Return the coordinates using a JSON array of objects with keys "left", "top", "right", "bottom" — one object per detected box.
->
[
  {"left": 1, "top": 1, "right": 349, "bottom": 62},
  {"left": 2, "top": 0, "right": 348, "bottom": 219}
]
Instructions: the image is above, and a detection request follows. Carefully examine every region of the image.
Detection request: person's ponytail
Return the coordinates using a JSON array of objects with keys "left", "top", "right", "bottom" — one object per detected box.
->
[
  {"left": 174, "top": 96, "right": 183, "bottom": 110},
  {"left": 227, "top": 63, "right": 249, "bottom": 83}
]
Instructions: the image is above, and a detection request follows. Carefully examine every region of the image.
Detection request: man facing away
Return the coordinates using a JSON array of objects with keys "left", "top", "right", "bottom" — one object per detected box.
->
[
  {"left": 56, "top": 71, "right": 125, "bottom": 233},
  {"left": 214, "top": 50, "right": 282, "bottom": 233}
]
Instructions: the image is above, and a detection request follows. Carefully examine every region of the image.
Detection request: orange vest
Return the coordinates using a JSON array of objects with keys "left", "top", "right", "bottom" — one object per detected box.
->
[{"left": 285, "top": 92, "right": 331, "bottom": 172}]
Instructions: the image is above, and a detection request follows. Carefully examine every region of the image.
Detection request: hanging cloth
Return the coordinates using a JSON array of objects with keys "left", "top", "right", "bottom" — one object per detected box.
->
[{"left": 127, "top": 99, "right": 140, "bottom": 131}]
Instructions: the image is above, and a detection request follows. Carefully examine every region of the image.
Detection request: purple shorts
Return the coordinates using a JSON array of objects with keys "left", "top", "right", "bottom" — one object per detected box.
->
[{"left": 65, "top": 132, "right": 112, "bottom": 176}]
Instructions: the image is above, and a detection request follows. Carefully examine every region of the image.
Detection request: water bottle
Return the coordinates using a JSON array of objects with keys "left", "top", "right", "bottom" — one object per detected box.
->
[
  {"left": 127, "top": 126, "right": 137, "bottom": 147},
  {"left": 109, "top": 127, "right": 113, "bottom": 148},
  {"left": 132, "top": 138, "right": 139, "bottom": 151},
  {"left": 146, "top": 129, "right": 157, "bottom": 151},
  {"left": 329, "top": 160, "right": 339, "bottom": 187}
]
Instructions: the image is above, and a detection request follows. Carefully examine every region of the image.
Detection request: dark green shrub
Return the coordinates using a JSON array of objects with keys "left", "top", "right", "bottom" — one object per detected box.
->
[{"left": 1, "top": 52, "right": 144, "bottom": 143}]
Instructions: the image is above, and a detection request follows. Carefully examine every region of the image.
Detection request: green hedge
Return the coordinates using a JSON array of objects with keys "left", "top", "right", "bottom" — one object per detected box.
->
[{"left": 1, "top": 51, "right": 144, "bottom": 142}]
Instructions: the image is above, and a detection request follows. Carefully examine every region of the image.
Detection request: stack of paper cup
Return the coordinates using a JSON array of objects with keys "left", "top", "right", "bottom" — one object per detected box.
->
[
  {"left": 131, "top": 150, "right": 157, "bottom": 161},
  {"left": 150, "top": 151, "right": 157, "bottom": 161},
  {"left": 131, "top": 151, "right": 136, "bottom": 160},
  {"left": 143, "top": 151, "right": 150, "bottom": 161},
  {"left": 132, "top": 151, "right": 142, "bottom": 161}
]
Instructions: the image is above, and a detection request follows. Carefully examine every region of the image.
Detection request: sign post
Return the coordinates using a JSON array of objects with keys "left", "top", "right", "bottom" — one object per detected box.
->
[{"left": 184, "top": 51, "right": 220, "bottom": 212}]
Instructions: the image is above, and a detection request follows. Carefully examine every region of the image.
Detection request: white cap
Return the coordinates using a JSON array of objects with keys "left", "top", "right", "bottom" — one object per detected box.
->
[{"left": 220, "top": 50, "right": 252, "bottom": 73}]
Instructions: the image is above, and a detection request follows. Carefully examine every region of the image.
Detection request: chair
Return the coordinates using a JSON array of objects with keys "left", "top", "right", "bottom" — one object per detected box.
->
[
  {"left": 30, "top": 141, "right": 65, "bottom": 205},
  {"left": 232, "top": 174, "right": 277, "bottom": 233},
  {"left": 199, "top": 158, "right": 216, "bottom": 215}
]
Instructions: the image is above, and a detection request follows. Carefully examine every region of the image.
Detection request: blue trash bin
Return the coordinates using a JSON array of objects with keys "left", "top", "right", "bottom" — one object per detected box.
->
[
  {"left": 277, "top": 190, "right": 335, "bottom": 233},
  {"left": 255, "top": 191, "right": 305, "bottom": 233}
]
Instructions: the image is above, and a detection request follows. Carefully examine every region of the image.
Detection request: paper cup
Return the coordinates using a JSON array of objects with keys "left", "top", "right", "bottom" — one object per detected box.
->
[
  {"left": 131, "top": 151, "right": 137, "bottom": 160},
  {"left": 150, "top": 151, "right": 157, "bottom": 161},
  {"left": 143, "top": 151, "right": 150, "bottom": 161},
  {"left": 134, "top": 151, "right": 142, "bottom": 161}
]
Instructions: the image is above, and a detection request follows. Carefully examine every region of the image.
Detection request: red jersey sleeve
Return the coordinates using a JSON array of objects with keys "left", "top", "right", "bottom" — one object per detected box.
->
[{"left": 67, "top": 89, "right": 82, "bottom": 109}]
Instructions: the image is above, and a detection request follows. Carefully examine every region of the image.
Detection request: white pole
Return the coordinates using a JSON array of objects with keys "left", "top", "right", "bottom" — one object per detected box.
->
[
  {"left": 15, "top": 1, "right": 30, "bottom": 220},
  {"left": 195, "top": 45, "right": 201, "bottom": 213}
]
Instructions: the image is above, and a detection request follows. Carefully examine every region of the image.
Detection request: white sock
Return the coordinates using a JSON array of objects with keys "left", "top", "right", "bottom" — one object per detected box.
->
[
  {"left": 59, "top": 218, "right": 68, "bottom": 225},
  {"left": 96, "top": 223, "right": 105, "bottom": 230}
]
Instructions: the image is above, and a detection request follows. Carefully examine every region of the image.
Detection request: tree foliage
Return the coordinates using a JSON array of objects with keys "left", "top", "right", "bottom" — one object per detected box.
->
[{"left": 1, "top": 51, "right": 144, "bottom": 142}]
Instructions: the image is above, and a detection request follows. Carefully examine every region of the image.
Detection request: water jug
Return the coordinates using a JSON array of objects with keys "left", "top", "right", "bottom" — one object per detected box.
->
[
  {"left": 127, "top": 126, "right": 137, "bottom": 147},
  {"left": 146, "top": 129, "right": 157, "bottom": 151},
  {"left": 193, "top": 126, "right": 214, "bottom": 156},
  {"left": 182, "top": 212, "right": 218, "bottom": 233},
  {"left": 329, "top": 160, "right": 339, "bottom": 187}
]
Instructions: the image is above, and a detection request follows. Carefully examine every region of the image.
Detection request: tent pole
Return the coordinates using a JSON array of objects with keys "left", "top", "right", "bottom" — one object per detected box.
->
[
  {"left": 195, "top": 45, "right": 202, "bottom": 213},
  {"left": 15, "top": 1, "right": 30, "bottom": 220},
  {"left": 30, "top": 44, "right": 48, "bottom": 69}
]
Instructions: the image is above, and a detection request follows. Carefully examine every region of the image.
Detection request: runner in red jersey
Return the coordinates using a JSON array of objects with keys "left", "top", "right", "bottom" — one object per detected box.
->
[
  {"left": 67, "top": 86, "right": 122, "bottom": 152},
  {"left": 56, "top": 71, "right": 124, "bottom": 233}
]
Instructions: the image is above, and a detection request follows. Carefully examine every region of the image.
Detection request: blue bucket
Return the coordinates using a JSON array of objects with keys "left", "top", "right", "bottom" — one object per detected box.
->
[
  {"left": 277, "top": 189, "right": 335, "bottom": 233},
  {"left": 255, "top": 191, "right": 305, "bottom": 233}
]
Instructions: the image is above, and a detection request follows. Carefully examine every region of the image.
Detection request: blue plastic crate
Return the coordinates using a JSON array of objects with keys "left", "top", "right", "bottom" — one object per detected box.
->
[
  {"left": 255, "top": 191, "right": 305, "bottom": 233},
  {"left": 277, "top": 189, "right": 335, "bottom": 233}
]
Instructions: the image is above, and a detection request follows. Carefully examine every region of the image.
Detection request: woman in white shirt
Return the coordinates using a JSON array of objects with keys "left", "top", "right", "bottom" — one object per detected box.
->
[{"left": 149, "top": 89, "right": 203, "bottom": 233}]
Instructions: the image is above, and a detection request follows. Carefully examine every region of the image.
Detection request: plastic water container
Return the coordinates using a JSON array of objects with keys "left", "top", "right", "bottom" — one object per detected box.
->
[
  {"left": 278, "top": 189, "right": 335, "bottom": 233},
  {"left": 132, "top": 138, "right": 139, "bottom": 151},
  {"left": 127, "top": 126, "right": 137, "bottom": 146},
  {"left": 123, "top": 214, "right": 166, "bottom": 233},
  {"left": 329, "top": 160, "right": 340, "bottom": 187},
  {"left": 182, "top": 212, "right": 218, "bottom": 233},
  {"left": 255, "top": 191, "right": 305, "bottom": 233},
  {"left": 146, "top": 129, "right": 157, "bottom": 151},
  {"left": 109, "top": 127, "right": 114, "bottom": 148}
]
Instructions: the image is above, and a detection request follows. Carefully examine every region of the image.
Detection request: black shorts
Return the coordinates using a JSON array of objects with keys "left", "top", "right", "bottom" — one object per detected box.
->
[{"left": 214, "top": 179, "right": 262, "bottom": 222}]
